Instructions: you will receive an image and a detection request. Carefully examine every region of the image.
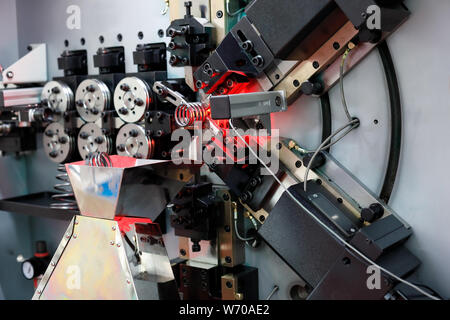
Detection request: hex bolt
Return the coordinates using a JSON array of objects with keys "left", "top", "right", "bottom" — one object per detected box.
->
[
  {"left": 241, "top": 40, "right": 253, "bottom": 52},
  {"left": 226, "top": 79, "right": 235, "bottom": 88},
  {"left": 129, "top": 129, "right": 139, "bottom": 137},
  {"left": 135, "top": 153, "right": 143, "bottom": 159},
  {"left": 91, "top": 108, "right": 99, "bottom": 115},
  {"left": 94, "top": 136, "right": 104, "bottom": 144},
  {"left": 251, "top": 55, "right": 264, "bottom": 67},
  {"left": 120, "top": 83, "right": 130, "bottom": 91},
  {"left": 58, "top": 136, "right": 68, "bottom": 144},
  {"left": 169, "top": 55, "right": 179, "bottom": 66},
  {"left": 51, "top": 87, "right": 60, "bottom": 94},
  {"left": 86, "top": 85, "right": 96, "bottom": 93},
  {"left": 49, "top": 151, "right": 58, "bottom": 158},
  {"left": 203, "top": 63, "right": 211, "bottom": 72},
  {"left": 79, "top": 132, "right": 89, "bottom": 140},
  {"left": 275, "top": 96, "right": 282, "bottom": 106},
  {"left": 134, "top": 98, "right": 144, "bottom": 106},
  {"left": 76, "top": 100, "right": 84, "bottom": 107},
  {"left": 117, "top": 144, "right": 126, "bottom": 152},
  {"left": 45, "top": 130, "right": 54, "bottom": 137},
  {"left": 119, "top": 107, "right": 128, "bottom": 115},
  {"left": 196, "top": 80, "right": 203, "bottom": 89}
]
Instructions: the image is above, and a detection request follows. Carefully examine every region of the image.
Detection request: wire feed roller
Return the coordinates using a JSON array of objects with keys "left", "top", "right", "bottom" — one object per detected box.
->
[
  {"left": 114, "top": 77, "right": 152, "bottom": 123},
  {"left": 75, "top": 79, "right": 111, "bottom": 122},
  {"left": 43, "top": 122, "right": 76, "bottom": 163},
  {"left": 77, "top": 123, "right": 113, "bottom": 160},
  {"left": 41, "top": 81, "right": 74, "bottom": 119},
  {"left": 116, "top": 123, "right": 154, "bottom": 159}
]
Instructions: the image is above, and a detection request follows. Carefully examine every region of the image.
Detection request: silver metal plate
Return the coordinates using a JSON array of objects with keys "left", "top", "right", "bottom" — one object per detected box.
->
[
  {"left": 116, "top": 124, "right": 153, "bottom": 159},
  {"left": 41, "top": 80, "right": 74, "bottom": 115},
  {"left": 77, "top": 122, "right": 113, "bottom": 160},
  {"left": 43, "top": 122, "right": 75, "bottom": 163},
  {"left": 114, "top": 77, "right": 151, "bottom": 123},
  {"left": 75, "top": 79, "right": 110, "bottom": 122}
]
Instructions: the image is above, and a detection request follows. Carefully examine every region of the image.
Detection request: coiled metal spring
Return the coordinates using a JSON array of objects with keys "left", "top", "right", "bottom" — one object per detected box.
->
[
  {"left": 174, "top": 102, "right": 210, "bottom": 127},
  {"left": 51, "top": 164, "right": 78, "bottom": 211},
  {"left": 86, "top": 152, "right": 113, "bottom": 167}
]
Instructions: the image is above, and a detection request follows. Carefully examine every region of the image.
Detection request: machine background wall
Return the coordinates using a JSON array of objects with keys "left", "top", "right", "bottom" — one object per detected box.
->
[
  {"left": 0, "top": 0, "right": 448, "bottom": 299},
  {"left": 0, "top": 0, "right": 35, "bottom": 300}
]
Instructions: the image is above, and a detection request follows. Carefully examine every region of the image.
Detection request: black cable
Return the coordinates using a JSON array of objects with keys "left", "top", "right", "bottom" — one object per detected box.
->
[
  {"left": 319, "top": 40, "right": 402, "bottom": 204},
  {"left": 377, "top": 40, "right": 402, "bottom": 204},
  {"left": 320, "top": 92, "right": 332, "bottom": 152}
]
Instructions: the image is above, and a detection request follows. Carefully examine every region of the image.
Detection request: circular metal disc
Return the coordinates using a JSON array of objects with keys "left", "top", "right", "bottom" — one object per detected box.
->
[
  {"left": 41, "top": 81, "right": 74, "bottom": 117},
  {"left": 114, "top": 77, "right": 151, "bottom": 123},
  {"left": 116, "top": 124, "right": 153, "bottom": 159},
  {"left": 43, "top": 122, "right": 74, "bottom": 163},
  {"left": 77, "top": 123, "right": 113, "bottom": 160},
  {"left": 75, "top": 79, "right": 110, "bottom": 122}
]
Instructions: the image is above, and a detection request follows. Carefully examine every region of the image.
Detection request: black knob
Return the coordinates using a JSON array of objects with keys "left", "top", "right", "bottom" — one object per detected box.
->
[
  {"left": 184, "top": 1, "right": 192, "bottom": 17},
  {"left": 129, "top": 129, "right": 139, "bottom": 137},
  {"left": 192, "top": 240, "right": 201, "bottom": 252},
  {"left": 361, "top": 203, "right": 384, "bottom": 223},
  {"left": 303, "top": 152, "right": 326, "bottom": 169},
  {"left": 251, "top": 55, "right": 264, "bottom": 67},
  {"left": 300, "top": 81, "right": 323, "bottom": 96}
]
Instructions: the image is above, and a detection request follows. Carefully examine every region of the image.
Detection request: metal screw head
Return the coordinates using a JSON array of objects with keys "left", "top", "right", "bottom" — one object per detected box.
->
[
  {"left": 216, "top": 10, "right": 223, "bottom": 18},
  {"left": 110, "top": 241, "right": 115, "bottom": 246},
  {"left": 117, "top": 243, "right": 121, "bottom": 247},
  {"left": 51, "top": 262, "right": 55, "bottom": 267},
  {"left": 6, "top": 71, "right": 14, "bottom": 79},
  {"left": 126, "top": 279, "right": 131, "bottom": 284},
  {"left": 73, "top": 234, "right": 77, "bottom": 239},
  {"left": 112, "top": 226, "right": 116, "bottom": 231},
  {"left": 275, "top": 96, "right": 282, "bottom": 107}
]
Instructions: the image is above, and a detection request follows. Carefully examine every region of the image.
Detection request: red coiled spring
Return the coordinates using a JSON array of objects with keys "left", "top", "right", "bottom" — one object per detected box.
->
[{"left": 174, "top": 102, "right": 210, "bottom": 127}]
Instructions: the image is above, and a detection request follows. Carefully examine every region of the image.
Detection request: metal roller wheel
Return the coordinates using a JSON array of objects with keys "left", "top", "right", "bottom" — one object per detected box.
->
[
  {"left": 43, "top": 122, "right": 76, "bottom": 163},
  {"left": 116, "top": 124, "right": 154, "bottom": 159},
  {"left": 75, "top": 79, "right": 110, "bottom": 122},
  {"left": 77, "top": 123, "right": 113, "bottom": 160},
  {"left": 41, "top": 81, "right": 74, "bottom": 119},
  {"left": 114, "top": 77, "right": 152, "bottom": 123}
]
